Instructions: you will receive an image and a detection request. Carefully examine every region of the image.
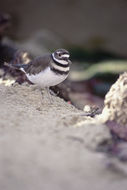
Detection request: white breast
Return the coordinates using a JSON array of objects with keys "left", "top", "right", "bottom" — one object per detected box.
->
[{"left": 26, "top": 67, "right": 68, "bottom": 88}]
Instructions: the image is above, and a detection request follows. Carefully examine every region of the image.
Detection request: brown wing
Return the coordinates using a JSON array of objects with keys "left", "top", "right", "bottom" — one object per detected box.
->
[{"left": 24, "top": 54, "right": 51, "bottom": 75}]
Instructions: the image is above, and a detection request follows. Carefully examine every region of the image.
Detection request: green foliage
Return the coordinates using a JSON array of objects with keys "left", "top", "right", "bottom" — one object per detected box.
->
[{"left": 70, "top": 60, "right": 127, "bottom": 81}]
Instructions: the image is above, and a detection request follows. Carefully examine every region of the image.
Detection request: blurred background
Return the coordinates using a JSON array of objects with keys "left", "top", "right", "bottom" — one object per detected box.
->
[{"left": 0, "top": 0, "right": 127, "bottom": 109}]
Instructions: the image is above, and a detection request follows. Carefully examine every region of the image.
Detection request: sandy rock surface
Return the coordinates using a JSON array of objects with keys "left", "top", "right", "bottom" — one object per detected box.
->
[
  {"left": 102, "top": 72, "right": 127, "bottom": 139},
  {"left": 0, "top": 83, "right": 127, "bottom": 190}
]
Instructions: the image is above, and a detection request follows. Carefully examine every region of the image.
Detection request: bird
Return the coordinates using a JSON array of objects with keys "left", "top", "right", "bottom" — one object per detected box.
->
[{"left": 5, "top": 49, "right": 71, "bottom": 100}]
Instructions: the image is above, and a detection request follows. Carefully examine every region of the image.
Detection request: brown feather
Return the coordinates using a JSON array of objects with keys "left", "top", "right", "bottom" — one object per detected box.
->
[{"left": 24, "top": 54, "right": 51, "bottom": 75}]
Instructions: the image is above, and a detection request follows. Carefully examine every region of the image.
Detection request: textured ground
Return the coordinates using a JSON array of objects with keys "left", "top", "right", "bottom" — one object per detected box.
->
[{"left": 0, "top": 83, "right": 127, "bottom": 190}]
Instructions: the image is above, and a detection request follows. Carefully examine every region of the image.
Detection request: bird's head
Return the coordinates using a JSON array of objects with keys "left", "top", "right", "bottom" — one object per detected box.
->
[{"left": 52, "top": 49, "right": 71, "bottom": 65}]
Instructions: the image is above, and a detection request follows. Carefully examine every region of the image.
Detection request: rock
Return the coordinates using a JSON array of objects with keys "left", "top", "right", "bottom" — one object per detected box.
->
[{"left": 101, "top": 72, "right": 127, "bottom": 140}]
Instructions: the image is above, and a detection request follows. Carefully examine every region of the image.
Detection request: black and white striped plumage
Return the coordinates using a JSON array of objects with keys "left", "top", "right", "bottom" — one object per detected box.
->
[{"left": 6, "top": 49, "right": 71, "bottom": 88}]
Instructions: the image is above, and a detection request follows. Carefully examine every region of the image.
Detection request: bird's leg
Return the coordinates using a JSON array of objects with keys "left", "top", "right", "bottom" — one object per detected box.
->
[
  {"left": 40, "top": 88, "right": 43, "bottom": 97},
  {"left": 45, "top": 87, "right": 53, "bottom": 103},
  {"left": 39, "top": 87, "right": 53, "bottom": 104},
  {"left": 39, "top": 88, "right": 44, "bottom": 105}
]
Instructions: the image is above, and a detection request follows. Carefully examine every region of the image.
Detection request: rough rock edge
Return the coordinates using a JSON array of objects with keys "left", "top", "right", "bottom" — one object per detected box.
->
[{"left": 101, "top": 72, "right": 127, "bottom": 124}]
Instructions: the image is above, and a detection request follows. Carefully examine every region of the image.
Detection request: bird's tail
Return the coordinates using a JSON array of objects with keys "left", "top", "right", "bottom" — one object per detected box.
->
[{"left": 4, "top": 61, "right": 23, "bottom": 70}]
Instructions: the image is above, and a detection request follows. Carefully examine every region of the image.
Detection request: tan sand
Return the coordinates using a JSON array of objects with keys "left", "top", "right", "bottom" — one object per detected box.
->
[{"left": 0, "top": 83, "right": 127, "bottom": 190}]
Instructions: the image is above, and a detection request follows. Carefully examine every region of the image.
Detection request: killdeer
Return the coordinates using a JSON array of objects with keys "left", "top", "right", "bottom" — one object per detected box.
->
[{"left": 5, "top": 49, "right": 71, "bottom": 99}]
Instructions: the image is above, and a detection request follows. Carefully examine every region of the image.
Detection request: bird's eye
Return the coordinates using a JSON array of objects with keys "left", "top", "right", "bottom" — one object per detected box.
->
[{"left": 58, "top": 53, "right": 62, "bottom": 57}]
